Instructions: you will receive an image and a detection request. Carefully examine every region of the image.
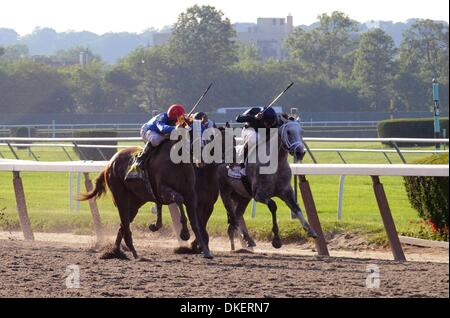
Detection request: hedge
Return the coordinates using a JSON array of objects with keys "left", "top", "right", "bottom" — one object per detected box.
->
[
  {"left": 377, "top": 117, "right": 449, "bottom": 147},
  {"left": 11, "top": 126, "right": 37, "bottom": 149},
  {"left": 403, "top": 153, "right": 449, "bottom": 241},
  {"left": 72, "top": 130, "right": 118, "bottom": 161}
]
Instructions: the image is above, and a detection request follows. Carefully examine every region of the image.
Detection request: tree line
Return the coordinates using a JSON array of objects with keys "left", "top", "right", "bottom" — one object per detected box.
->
[{"left": 0, "top": 6, "right": 448, "bottom": 115}]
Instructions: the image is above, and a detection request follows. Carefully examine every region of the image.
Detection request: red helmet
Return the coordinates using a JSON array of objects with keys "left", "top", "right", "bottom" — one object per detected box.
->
[{"left": 167, "top": 104, "right": 186, "bottom": 120}]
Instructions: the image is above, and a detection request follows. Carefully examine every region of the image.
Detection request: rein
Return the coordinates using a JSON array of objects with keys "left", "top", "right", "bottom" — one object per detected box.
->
[{"left": 279, "top": 121, "right": 303, "bottom": 153}]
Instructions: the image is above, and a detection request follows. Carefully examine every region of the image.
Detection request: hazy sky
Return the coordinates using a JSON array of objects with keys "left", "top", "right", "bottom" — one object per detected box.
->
[{"left": 1, "top": 0, "right": 449, "bottom": 35}]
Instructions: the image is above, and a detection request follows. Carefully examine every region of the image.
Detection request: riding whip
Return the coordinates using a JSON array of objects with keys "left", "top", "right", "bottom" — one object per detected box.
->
[
  {"left": 187, "top": 82, "right": 214, "bottom": 117},
  {"left": 261, "top": 82, "right": 294, "bottom": 113}
]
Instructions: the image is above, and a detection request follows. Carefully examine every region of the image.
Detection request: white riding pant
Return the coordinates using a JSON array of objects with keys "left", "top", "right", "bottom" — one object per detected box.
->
[
  {"left": 236, "top": 127, "right": 259, "bottom": 163},
  {"left": 140, "top": 128, "right": 167, "bottom": 147}
]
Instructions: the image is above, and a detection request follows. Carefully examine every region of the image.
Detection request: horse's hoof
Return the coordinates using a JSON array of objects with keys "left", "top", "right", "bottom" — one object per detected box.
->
[
  {"left": 190, "top": 241, "right": 202, "bottom": 254},
  {"left": 180, "top": 229, "right": 190, "bottom": 241},
  {"left": 303, "top": 224, "right": 318, "bottom": 239},
  {"left": 148, "top": 224, "right": 160, "bottom": 232},
  {"left": 247, "top": 239, "right": 257, "bottom": 248},
  {"left": 203, "top": 251, "right": 214, "bottom": 259},
  {"left": 307, "top": 228, "right": 318, "bottom": 239},
  {"left": 272, "top": 238, "right": 282, "bottom": 249}
]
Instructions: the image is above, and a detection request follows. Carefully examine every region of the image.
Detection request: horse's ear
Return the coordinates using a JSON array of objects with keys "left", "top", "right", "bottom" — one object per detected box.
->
[
  {"left": 225, "top": 121, "right": 231, "bottom": 128},
  {"left": 278, "top": 114, "right": 288, "bottom": 124}
]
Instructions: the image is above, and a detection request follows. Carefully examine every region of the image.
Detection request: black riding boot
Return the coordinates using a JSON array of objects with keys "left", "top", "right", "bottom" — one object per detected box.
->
[
  {"left": 136, "top": 141, "right": 154, "bottom": 169},
  {"left": 125, "top": 142, "right": 155, "bottom": 180}
]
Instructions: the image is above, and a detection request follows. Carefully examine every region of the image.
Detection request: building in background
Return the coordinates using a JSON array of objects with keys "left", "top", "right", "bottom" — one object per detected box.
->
[
  {"left": 236, "top": 14, "right": 294, "bottom": 61},
  {"left": 153, "top": 14, "right": 294, "bottom": 61}
]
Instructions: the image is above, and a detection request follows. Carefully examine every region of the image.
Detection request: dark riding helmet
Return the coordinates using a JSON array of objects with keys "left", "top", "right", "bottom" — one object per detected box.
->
[
  {"left": 260, "top": 107, "right": 277, "bottom": 127},
  {"left": 193, "top": 111, "right": 208, "bottom": 123}
]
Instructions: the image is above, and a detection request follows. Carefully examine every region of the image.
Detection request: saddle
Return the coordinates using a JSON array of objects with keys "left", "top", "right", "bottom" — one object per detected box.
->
[
  {"left": 125, "top": 149, "right": 156, "bottom": 198},
  {"left": 226, "top": 139, "right": 254, "bottom": 196},
  {"left": 226, "top": 151, "right": 253, "bottom": 197}
]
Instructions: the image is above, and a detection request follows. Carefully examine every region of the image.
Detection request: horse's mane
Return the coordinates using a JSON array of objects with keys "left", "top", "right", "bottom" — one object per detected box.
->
[{"left": 276, "top": 113, "right": 297, "bottom": 127}]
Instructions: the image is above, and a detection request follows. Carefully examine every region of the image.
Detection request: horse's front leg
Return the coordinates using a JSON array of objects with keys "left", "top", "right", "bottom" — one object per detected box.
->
[
  {"left": 159, "top": 186, "right": 190, "bottom": 241},
  {"left": 254, "top": 192, "right": 282, "bottom": 249},
  {"left": 279, "top": 188, "right": 318, "bottom": 238},
  {"left": 149, "top": 203, "right": 163, "bottom": 232}
]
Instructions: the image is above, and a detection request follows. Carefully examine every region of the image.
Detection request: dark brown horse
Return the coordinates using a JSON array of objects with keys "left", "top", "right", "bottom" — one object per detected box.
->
[
  {"left": 148, "top": 124, "right": 223, "bottom": 253},
  {"left": 78, "top": 140, "right": 214, "bottom": 259}
]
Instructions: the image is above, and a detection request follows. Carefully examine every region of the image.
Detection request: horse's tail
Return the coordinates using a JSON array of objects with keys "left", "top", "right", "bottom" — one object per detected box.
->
[{"left": 77, "top": 169, "right": 107, "bottom": 201}]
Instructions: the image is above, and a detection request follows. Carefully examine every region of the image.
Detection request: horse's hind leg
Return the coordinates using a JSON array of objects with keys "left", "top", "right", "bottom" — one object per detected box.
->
[
  {"left": 114, "top": 227, "right": 124, "bottom": 252},
  {"left": 220, "top": 191, "right": 239, "bottom": 251},
  {"left": 233, "top": 197, "right": 256, "bottom": 248},
  {"left": 177, "top": 203, "right": 191, "bottom": 241},
  {"left": 117, "top": 203, "right": 140, "bottom": 259},
  {"left": 255, "top": 193, "right": 282, "bottom": 249},
  {"left": 279, "top": 188, "right": 318, "bottom": 238},
  {"left": 149, "top": 203, "right": 163, "bottom": 232}
]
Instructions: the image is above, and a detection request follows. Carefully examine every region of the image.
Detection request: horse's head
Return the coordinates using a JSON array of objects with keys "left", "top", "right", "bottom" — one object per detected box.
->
[
  {"left": 278, "top": 113, "right": 306, "bottom": 162},
  {"left": 189, "top": 112, "right": 221, "bottom": 167}
]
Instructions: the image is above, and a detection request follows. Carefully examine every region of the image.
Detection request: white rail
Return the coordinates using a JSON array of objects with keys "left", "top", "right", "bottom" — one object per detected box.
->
[
  {"left": 0, "top": 160, "right": 107, "bottom": 173},
  {"left": 289, "top": 163, "right": 448, "bottom": 177},
  {"left": 0, "top": 143, "right": 131, "bottom": 149},
  {"left": 0, "top": 137, "right": 448, "bottom": 143},
  {"left": 303, "top": 137, "right": 449, "bottom": 143},
  {"left": 309, "top": 148, "right": 448, "bottom": 154},
  {"left": 1, "top": 160, "right": 447, "bottom": 177},
  {"left": 0, "top": 137, "right": 141, "bottom": 142}
]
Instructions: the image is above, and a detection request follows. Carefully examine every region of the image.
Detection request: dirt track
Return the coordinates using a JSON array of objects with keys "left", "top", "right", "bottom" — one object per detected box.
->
[{"left": 0, "top": 235, "right": 448, "bottom": 298}]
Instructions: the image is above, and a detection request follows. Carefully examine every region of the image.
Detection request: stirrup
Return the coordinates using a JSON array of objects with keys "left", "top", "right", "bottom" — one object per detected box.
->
[
  {"left": 125, "top": 163, "right": 143, "bottom": 180},
  {"left": 233, "top": 165, "right": 246, "bottom": 176},
  {"left": 227, "top": 164, "right": 246, "bottom": 179}
]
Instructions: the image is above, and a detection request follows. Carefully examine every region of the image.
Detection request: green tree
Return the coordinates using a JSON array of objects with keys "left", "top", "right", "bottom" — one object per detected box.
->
[
  {"left": 168, "top": 5, "right": 238, "bottom": 108},
  {"left": 285, "top": 27, "right": 320, "bottom": 78},
  {"left": 286, "top": 11, "right": 358, "bottom": 81},
  {"left": 237, "top": 43, "right": 261, "bottom": 64},
  {"left": 316, "top": 11, "right": 359, "bottom": 80},
  {"left": 53, "top": 46, "right": 101, "bottom": 65},
  {"left": 119, "top": 45, "right": 178, "bottom": 112},
  {"left": 0, "top": 60, "right": 74, "bottom": 113},
  {"left": 60, "top": 61, "right": 112, "bottom": 113},
  {"left": 352, "top": 29, "right": 397, "bottom": 110},
  {"left": 170, "top": 5, "right": 237, "bottom": 70},
  {"left": 400, "top": 20, "right": 449, "bottom": 83},
  {"left": 397, "top": 20, "right": 449, "bottom": 111},
  {"left": 0, "top": 44, "right": 29, "bottom": 60},
  {"left": 104, "top": 65, "right": 139, "bottom": 112}
]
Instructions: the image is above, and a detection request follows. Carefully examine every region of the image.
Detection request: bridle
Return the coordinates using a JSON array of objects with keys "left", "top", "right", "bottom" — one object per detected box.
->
[{"left": 279, "top": 120, "right": 304, "bottom": 154}]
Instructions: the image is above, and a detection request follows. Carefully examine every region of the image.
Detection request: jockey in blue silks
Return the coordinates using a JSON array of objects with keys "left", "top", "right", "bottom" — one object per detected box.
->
[{"left": 126, "top": 104, "right": 186, "bottom": 179}]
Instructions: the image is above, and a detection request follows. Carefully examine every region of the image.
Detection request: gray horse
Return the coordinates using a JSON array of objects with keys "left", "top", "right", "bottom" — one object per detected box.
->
[{"left": 217, "top": 114, "right": 318, "bottom": 250}]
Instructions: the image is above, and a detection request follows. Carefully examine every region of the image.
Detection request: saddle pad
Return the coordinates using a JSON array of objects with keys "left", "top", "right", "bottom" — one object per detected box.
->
[
  {"left": 125, "top": 150, "right": 156, "bottom": 199},
  {"left": 227, "top": 166, "right": 247, "bottom": 179},
  {"left": 227, "top": 168, "right": 242, "bottom": 179}
]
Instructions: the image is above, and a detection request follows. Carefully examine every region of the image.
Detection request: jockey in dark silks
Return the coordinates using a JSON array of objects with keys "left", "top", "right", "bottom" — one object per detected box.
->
[
  {"left": 235, "top": 107, "right": 278, "bottom": 165},
  {"left": 236, "top": 106, "right": 278, "bottom": 130},
  {"left": 192, "top": 111, "right": 215, "bottom": 131}
]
